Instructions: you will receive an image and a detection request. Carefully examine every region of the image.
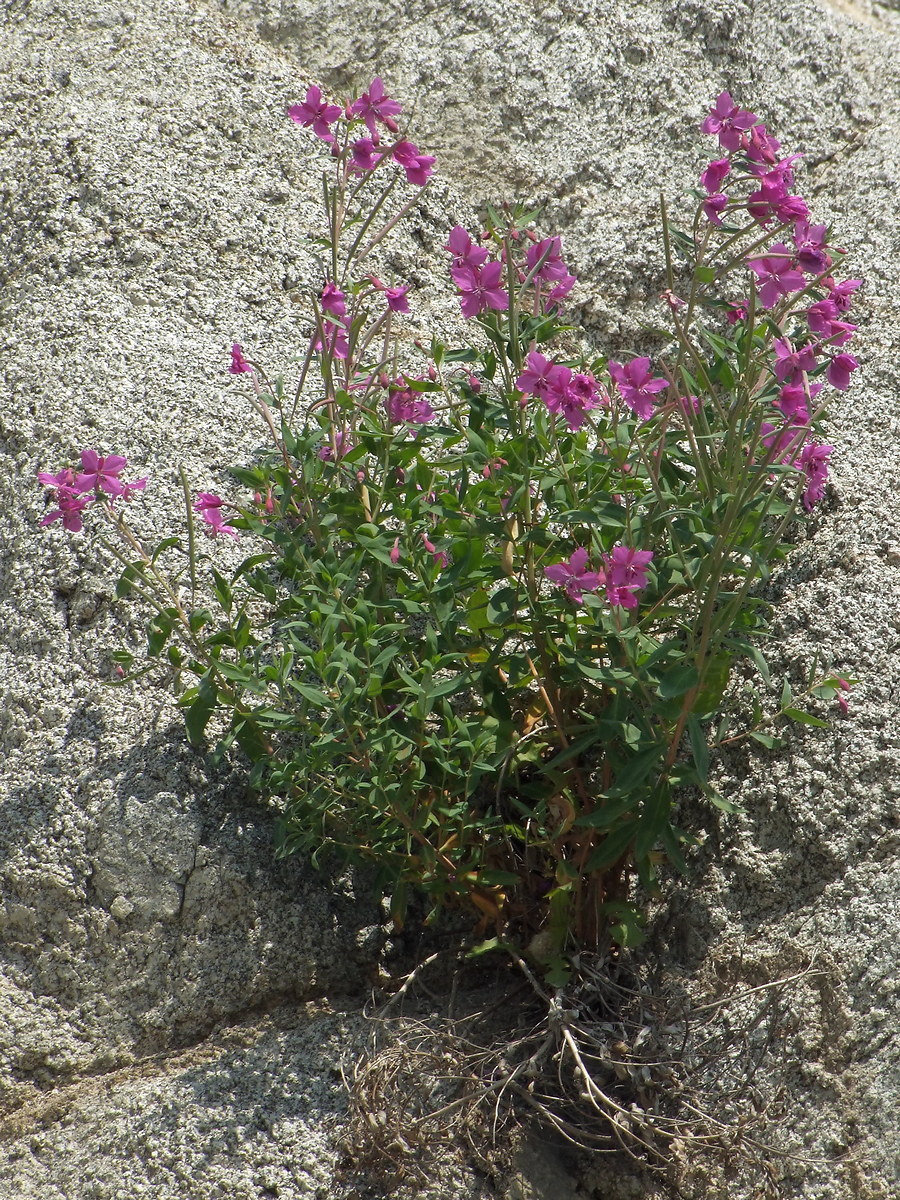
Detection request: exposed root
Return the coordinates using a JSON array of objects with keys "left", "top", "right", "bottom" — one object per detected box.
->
[{"left": 339, "top": 949, "right": 833, "bottom": 1192}]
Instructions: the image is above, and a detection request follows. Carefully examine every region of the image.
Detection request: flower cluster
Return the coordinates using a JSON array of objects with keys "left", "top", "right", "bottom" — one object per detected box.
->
[
  {"left": 697, "top": 91, "right": 863, "bottom": 511},
  {"left": 38, "top": 451, "right": 147, "bottom": 532},
  {"left": 193, "top": 492, "right": 239, "bottom": 538},
  {"left": 288, "top": 77, "right": 434, "bottom": 186},
  {"left": 446, "top": 225, "right": 577, "bottom": 321},
  {"left": 516, "top": 351, "right": 603, "bottom": 432},
  {"left": 545, "top": 545, "right": 654, "bottom": 609}
]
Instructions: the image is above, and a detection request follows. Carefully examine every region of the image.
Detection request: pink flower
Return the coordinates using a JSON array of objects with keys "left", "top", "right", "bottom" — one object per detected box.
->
[
  {"left": 774, "top": 382, "right": 821, "bottom": 424},
  {"left": 741, "top": 123, "right": 782, "bottom": 167},
  {"left": 797, "top": 442, "right": 832, "bottom": 511},
  {"left": 40, "top": 486, "right": 93, "bottom": 532},
  {"left": 369, "top": 277, "right": 411, "bottom": 313},
  {"left": 700, "top": 91, "right": 758, "bottom": 152},
  {"left": 391, "top": 140, "right": 435, "bottom": 186},
  {"left": 793, "top": 221, "right": 831, "bottom": 275},
  {"left": 760, "top": 420, "right": 807, "bottom": 466},
  {"left": 385, "top": 382, "right": 435, "bottom": 425},
  {"left": 746, "top": 176, "right": 808, "bottom": 226},
  {"left": 516, "top": 351, "right": 562, "bottom": 400},
  {"left": 543, "top": 371, "right": 601, "bottom": 432},
  {"left": 320, "top": 282, "right": 346, "bottom": 317},
  {"left": 607, "top": 357, "right": 668, "bottom": 421},
  {"left": 451, "top": 261, "right": 508, "bottom": 319},
  {"left": 288, "top": 86, "right": 343, "bottom": 142},
  {"left": 746, "top": 244, "right": 806, "bottom": 309},
  {"left": 229, "top": 343, "right": 253, "bottom": 374},
  {"left": 312, "top": 322, "right": 349, "bottom": 359},
  {"left": 602, "top": 545, "right": 653, "bottom": 609},
  {"left": 773, "top": 338, "right": 818, "bottom": 384},
  {"left": 74, "top": 450, "right": 131, "bottom": 497},
  {"left": 445, "top": 226, "right": 490, "bottom": 270},
  {"left": 318, "top": 431, "right": 354, "bottom": 461},
  {"left": 422, "top": 533, "right": 448, "bottom": 569},
  {"left": 702, "top": 193, "right": 729, "bottom": 225},
  {"left": 390, "top": 537, "right": 401, "bottom": 564},
  {"left": 826, "top": 352, "right": 859, "bottom": 391},
  {"left": 350, "top": 77, "right": 402, "bottom": 137},
  {"left": 350, "top": 137, "right": 383, "bottom": 173},
  {"left": 700, "top": 158, "right": 730, "bottom": 193},
  {"left": 824, "top": 277, "right": 862, "bottom": 313},
  {"left": 544, "top": 547, "right": 604, "bottom": 604},
  {"left": 835, "top": 677, "right": 851, "bottom": 715},
  {"left": 194, "top": 492, "right": 239, "bottom": 539},
  {"left": 726, "top": 300, "right": 749, "bottom": 325}
]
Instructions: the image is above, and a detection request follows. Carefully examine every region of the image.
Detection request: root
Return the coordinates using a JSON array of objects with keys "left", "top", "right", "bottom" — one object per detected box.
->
[{"left": 339, "top": 948, "right": 831, "bottom": 1192}]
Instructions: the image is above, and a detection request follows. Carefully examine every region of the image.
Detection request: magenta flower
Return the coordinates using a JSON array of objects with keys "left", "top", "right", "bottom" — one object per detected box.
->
[
  {"left": 746, "top": 176, "right": 808, "bottom": 226},
  {"left": 540, "top": 371, "right": 602, "bottom": 431},
  {"left": 725, "top": 300, "right": 749, "bottom": 325},
  {"left": 451, "top": 261, "right": 508, "bottom": 319},
  {"left": 806, "top": 298, "right": 839, "bottom": 336},
  {"left": 826, "top": 352, "right": 859, "bottom": 391},
  {"left": 40, "top": 487, "right": 93, "bottom": 532},
  {"left": 700, "top": 91, "right": 758, "bottom": 151},
  {"left": 678, "top": 394, "right": 701, "bottom": 415},
  {"left": 350, "top": 137, "right": 383, "bottom": 173},
  {"left": 700, "top": 158, "right": 730, "bottom": 194},
  {"left": 742, "top": 123, "right": 781, "bottom": 167},
  {"left": 229, "top": 343, "right": 253, "bottom": 375},
  {"left": 773, "top": 338, "right": 818, "bottom": 384},
  {"left": 760, "top": 420, "right": 807, "bottom": 465},
  {"left": 798, "top": 442, "right": 832, "bottom": 511},
  {"left": 526, "top": 236, "right": 570, "bottom": 284},
  {"left": 369, "top": 277, "right": 411, "bottom": 313},
  {"left": 793, "top": 221, "right": 831, "bottom": 275},
  {"left": 746, "top": 244, "right": 806, "bottom": 309},
  {"left": 775, "top": 382, "right": 821, "bottom": 424},
  {"left": 391, "top": 140, "right": 435, "bottom": 186},
  {"left": 445, "top": 226, "right": 490, "bottom": 270},
  {"left": 318, "top": 431, "right": 354, "bottom": 461},
  {"left": 824, "top": 277, "right": 862, "bottom": 313},
  {"left": 385, "top": 383, "right": 435, "bottom": 425},
  {"left": 350, "top": 77, "right": 402, "bottom": 137},
  {"left": 422, "top": 533, "right": 448, "bottom": 569},
  {"left": 544, "top": 547, "right": 604, "bottom": 604},
  {"left": 516, "top": 351, "right": 557, "bottom": 399},
  {"left": 607, "top": 357, "right": 668, "bottom": 421},
  {"left": 312, "top": 321, "right": 349, "bottom": 359},
  {"left": 702, "top": 193, "right": 729, "bottom": 225},
  {"left": 603, "top": 545, "right": 653, "bottom": 609},
  {"left": 194, "top": 492, "right": 239, "bottom": 539},
  {"left": 37, "top": 467, "right": 76, "bottom": 490},
  {"left": 320, "top": 282, "right": 346, "bottom": 317},
  {"left": 288, "top": 86, "right": 342, "bottom": 141},
  {"left": 74, "top": 450, "right": 130, "bottom": 497}
]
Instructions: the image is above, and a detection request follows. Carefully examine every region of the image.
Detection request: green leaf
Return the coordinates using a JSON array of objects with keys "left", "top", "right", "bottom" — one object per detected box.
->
[
  {"left": 585, "top": 820, "right": 638, "bottom": 873},
  {"left": 466, "top": 937, "right": 516, "bottom": 958},
  {"left": 150, "top": 537, "right": 182, "bottom": 565},
  {"left": 116, "top": 562, "right": 143, "bottom": 600},
  {"left": 748, "top": 730, "right": 782, "bottom": 749},
  {"left": 183, "top": 673, "right": 217, "bottom": 747},
  {"left": 782, "top": 707, "right": 829, "bottom": 728},
  {"left": 656, "top": 663, "right": 699, "bottom": 700},
  {"left": 687, "top": 714, "right": 710, "bottom": 785},
  {"left": 487, "top": 586, "right": 519, "bottom": 626}
]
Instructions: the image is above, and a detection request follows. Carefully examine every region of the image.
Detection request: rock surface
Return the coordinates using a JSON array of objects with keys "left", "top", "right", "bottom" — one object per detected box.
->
[{"left": 2, "top": 0, "right": 900, "bottom": 1196}]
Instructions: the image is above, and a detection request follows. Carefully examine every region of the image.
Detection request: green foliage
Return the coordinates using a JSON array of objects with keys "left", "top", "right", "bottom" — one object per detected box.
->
[{"left": 95, "top": 128, "right": 850, "bottom": 971}]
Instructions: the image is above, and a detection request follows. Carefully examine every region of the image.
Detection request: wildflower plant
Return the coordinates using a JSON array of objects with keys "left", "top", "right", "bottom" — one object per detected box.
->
[{"left": 39, "top": 86, "right": 857, "bottom": 977}]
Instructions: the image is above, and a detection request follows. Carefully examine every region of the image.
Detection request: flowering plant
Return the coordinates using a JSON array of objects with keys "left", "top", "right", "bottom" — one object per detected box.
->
[{"left": 39, "top": 86, "right": 857, "bottom": 974}]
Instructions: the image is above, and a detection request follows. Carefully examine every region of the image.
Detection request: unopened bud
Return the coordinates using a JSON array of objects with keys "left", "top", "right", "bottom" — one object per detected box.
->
[
  {"left": 428, "top": 365, "right": 437, "bottom": 381},
  {"left": 467, "top": 374, "right": 481, "bottom": 393}
]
